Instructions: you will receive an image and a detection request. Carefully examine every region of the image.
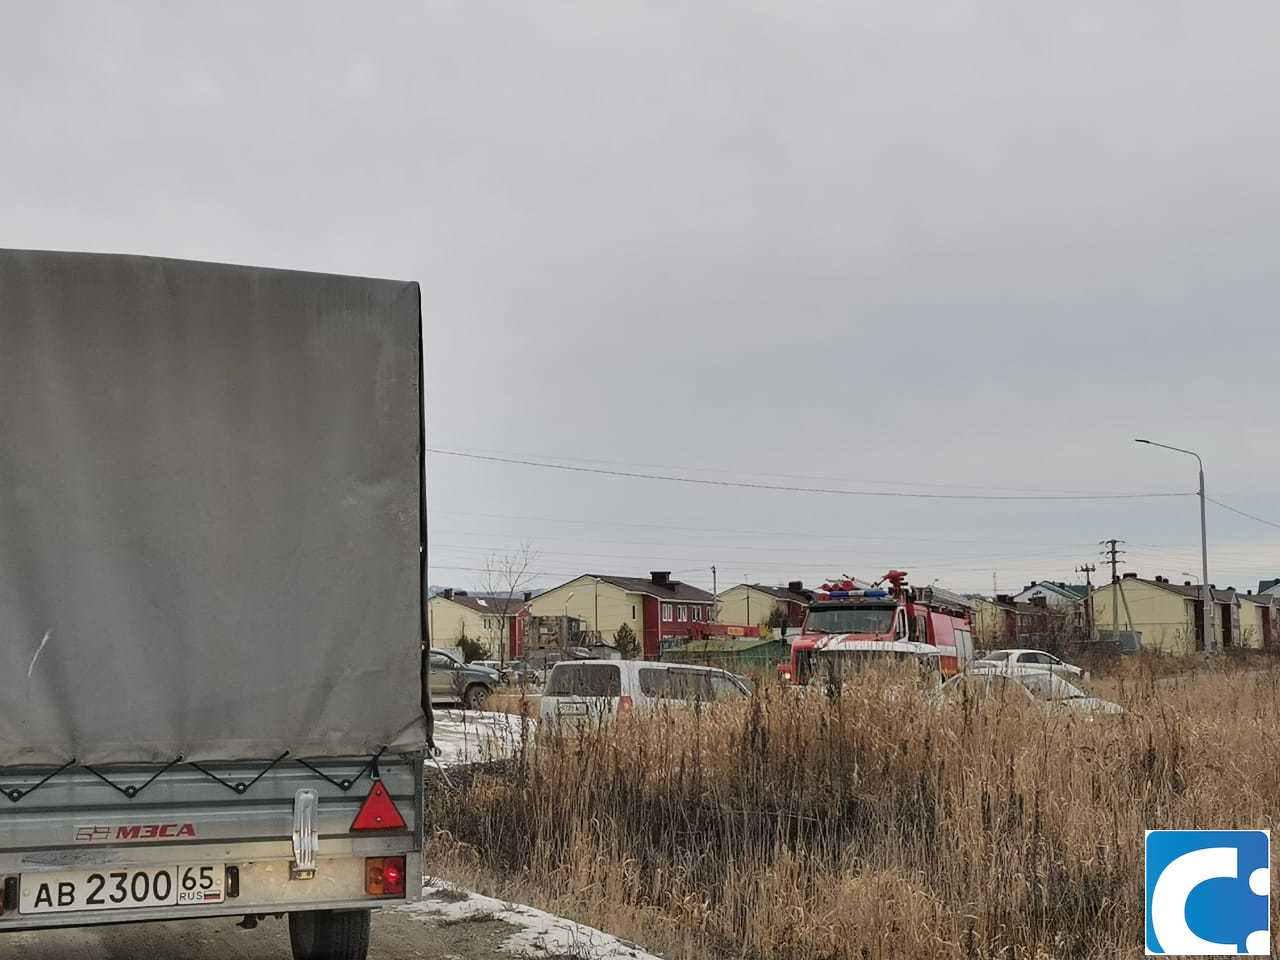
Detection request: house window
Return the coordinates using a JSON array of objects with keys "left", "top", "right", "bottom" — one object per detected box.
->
[
  {"left": 677, "top": 605, "right": 687, "bottom": 621},
  {"left": 632, "top": 604, "right": 636, "bottom": 619},
  {"left": 661, "top": 603, "right": 673, "bottom": 621}
]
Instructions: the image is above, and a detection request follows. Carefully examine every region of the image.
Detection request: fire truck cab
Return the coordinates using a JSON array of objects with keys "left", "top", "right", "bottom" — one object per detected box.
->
[{"left": 779, "top": 570, "right": 975, "bottom": 685}]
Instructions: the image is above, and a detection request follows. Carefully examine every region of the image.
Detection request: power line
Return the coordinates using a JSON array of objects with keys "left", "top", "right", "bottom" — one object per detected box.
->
[
  {"left": 428, "top": 448, "right": 1192, "bottom": 502},
  {"left": 432, "top": 509, "right": 1103, "bottom": 548},
  {"left": 430, "top": 525, "right": 1097, "bottom": 553},
  {"left": 1207, "top": 497, "right": 1280, "bottom": 531},
  {"left": 430, "top": 532, "right": 1100, "bottom": 565},
  {"left": 430, "top": 541, "right": 1094, "bottom": 571},
  {"left": 437, "top": 443, "right": 1157, "bottom": 496}
]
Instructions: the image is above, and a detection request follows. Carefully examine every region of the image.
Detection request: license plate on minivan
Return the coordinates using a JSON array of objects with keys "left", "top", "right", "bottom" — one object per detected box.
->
[
  {"left": 556, "top": 702, "right": 588, "bottom": 716},
  {"left": 20, "top": 863, "right": 225, "bottom": 914}
]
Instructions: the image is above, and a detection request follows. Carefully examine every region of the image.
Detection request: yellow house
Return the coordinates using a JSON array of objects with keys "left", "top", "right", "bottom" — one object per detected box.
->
[
  {"left": 427, "top": 591, "right": 526, "bottom": 656},
  {"left": 716, "top": 582, "right": 809, "bottom": 629},
  {"left": 1089, "top": 575, "right": 1243, "bottom": 653},
  {"left": 527, "top": 572, "right": 714, "bottom": 659}
]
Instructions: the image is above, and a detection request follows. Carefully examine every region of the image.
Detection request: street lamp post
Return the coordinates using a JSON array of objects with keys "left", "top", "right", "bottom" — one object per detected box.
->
[
  {"left": 563, "top": 591, "right": 575, "bottom": 649},
  {"left": 1135, "top": 439, "right": 1213, "bottom": 653}
]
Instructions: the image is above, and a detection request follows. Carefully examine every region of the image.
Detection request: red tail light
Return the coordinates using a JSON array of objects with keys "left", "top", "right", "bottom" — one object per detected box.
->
[
  {"left": 618, "top": 695, "right": 634, "bottom": 712},
  {"left": 350, "top": 781, "right": 407, "bottom": 832},
  {"left": 365, "top": 856, "right": 407, "bottom": 897}
]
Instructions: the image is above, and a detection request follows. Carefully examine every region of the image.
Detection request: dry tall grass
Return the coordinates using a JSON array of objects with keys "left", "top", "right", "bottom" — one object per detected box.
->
[{"left": 429, "top": 663, "right": 1280, "bottom": 959}]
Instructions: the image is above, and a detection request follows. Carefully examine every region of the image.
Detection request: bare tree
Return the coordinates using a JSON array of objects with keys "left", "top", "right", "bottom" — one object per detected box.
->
[{"left": 479, "top": 543, "right": 539, "bottom": 666}]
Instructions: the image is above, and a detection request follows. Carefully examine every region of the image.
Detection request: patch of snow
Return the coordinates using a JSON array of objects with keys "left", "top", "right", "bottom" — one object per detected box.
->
[
  {"left": 400, "top": 879, "right": 664, "bottom": 960},
  {"left": 431, "top": 710, "right": 534, "bottom": 768}
]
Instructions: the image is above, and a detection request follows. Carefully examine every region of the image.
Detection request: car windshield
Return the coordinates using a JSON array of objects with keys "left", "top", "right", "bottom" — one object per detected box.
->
[
  {"left": 545, "top": 663, "right": 622, "bottom": 698},
  {"left": 804, "top": 606, "right": 895, "bottom": 635},
  {"left": 979, "top": 650, "right": 1011, "bottom": 662},
  {"left": 1018, "top": 672, "right": 1087, "bottom": 701}
]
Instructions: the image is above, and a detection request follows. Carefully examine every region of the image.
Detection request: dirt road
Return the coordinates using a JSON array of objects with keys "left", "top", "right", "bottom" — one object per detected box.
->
[
  {"left": 6, "top": 908, "right": 510, "bottom": 960},
  {"left": 7, "top": 882, "right": 658, "bottom": 960}
]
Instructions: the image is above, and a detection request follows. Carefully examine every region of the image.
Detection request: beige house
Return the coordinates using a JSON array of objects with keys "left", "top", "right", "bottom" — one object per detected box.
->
[
  {"left": 1089, "top": 575, "right": 1247, "bottom": 653},
  {"left": 1239, "top": 593, "right": 1277, "bottom": 649},
  {"left": 716, "top": 582, "right": 809, "bottom": 629},
  {"left": 972, "top": 596, "right": 1017, "bottom": 648},
  {"left": 527, "top": 572, "right": 714, "bottom": 659},
  {"left": 427, "top": 590, "right": 527, "bottom": 657}
]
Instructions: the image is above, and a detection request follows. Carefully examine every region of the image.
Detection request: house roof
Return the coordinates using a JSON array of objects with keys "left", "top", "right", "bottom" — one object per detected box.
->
[
  {"left": 735, "top": 583, "right": 811, "bottom": 604},
  {"left": 1111, "top": 578, "right": 1238, "bottom": 604},
  {"left": 434, "top": 594, "right": 526, "bottom": 616},
  {"left": 1159, "top": 582, "right": 1239, "bottom": 604},
  {"left": 1259, "top": 578, "right": 1280, "bottom": 595},
  {"left": 1015, "top": 581, "right": 1088, "bottom": 600},
  {"left": 1240, "top": 592, "right": 1275, "bottom": 606},
  {"left": 593, "top": 574, "right": 714, "bottom": 603}
]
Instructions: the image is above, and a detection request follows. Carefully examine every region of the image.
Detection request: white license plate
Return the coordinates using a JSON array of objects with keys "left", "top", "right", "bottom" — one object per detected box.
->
[
  {"left": 556, "top": 702, "right": 588, "bottom": 716},
  {"left": 20, "top": 864, "right": 226, "bottom": 914}
]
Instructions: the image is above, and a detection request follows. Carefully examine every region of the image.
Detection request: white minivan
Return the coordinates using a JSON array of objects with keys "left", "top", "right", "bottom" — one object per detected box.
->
[{"left": 539, "top": 659, "right": 751, "bottom": 726}]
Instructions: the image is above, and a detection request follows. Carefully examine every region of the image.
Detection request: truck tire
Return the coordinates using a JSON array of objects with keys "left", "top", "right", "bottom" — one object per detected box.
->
[
  {"left": 463, "top": 683, "right": 490, "bottom": 711},
  {"left": 288, "top": 909, "right": 372, "bottom": 960}
]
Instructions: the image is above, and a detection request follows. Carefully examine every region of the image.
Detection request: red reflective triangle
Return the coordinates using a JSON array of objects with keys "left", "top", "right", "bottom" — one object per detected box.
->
[{"left": 350, "top": 781, "right": 407, "bottom": 831}]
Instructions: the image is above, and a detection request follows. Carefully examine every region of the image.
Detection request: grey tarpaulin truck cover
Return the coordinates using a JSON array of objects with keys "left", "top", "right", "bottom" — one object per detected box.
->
[{"left": 0, "top": 249, "right": 430, "bottom": 768}]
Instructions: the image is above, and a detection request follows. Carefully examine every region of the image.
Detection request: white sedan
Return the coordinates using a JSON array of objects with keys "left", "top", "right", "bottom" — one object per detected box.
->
[
  {"left": 971, "top": 648, "right": 1086, "bottom": 679},
  {"left": 941, "top": 668, "right": 1121, "bottom": 716}
]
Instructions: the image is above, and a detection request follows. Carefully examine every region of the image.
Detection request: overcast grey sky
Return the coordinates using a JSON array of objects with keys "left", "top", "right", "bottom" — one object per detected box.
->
[{"left": 3, "top": 2, "right": 1278, "bottom": 595}]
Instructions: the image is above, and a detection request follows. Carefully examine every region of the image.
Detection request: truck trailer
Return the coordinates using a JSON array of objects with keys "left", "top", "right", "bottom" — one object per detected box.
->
[{"left": 0, "top": 249, "right": 430, "bottom": 959}]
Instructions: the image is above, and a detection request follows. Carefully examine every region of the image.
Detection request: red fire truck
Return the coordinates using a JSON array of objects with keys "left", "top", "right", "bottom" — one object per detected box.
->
[{"left": 779, "top": 570, "right": 976, "bottom": 684}]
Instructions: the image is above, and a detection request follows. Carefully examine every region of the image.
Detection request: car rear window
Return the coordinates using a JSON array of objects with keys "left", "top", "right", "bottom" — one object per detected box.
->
[
  {"left": 546, "top": 663, "right": 622, "bottom": 697},
  {"left": 981, "top": 650, "right": 1010, "bottom": 662}
]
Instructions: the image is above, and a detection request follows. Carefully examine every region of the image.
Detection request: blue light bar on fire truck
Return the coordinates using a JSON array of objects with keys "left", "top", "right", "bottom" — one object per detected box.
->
[{"left": 815, "top": 588, "right": 890, "bottom": 600}]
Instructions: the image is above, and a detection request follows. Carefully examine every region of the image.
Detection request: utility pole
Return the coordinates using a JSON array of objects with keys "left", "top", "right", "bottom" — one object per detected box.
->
[
  {"left": 1076, "top": 563, "right": 1096, "bottom": 640},
  {"left": 711, "top": 565, "right": 717, "bottom": 622},
  {"left": 1100, "top": 539, "right": 1125, "bottom": 583},
  {"left": 1100, "top": 540, "right": 1125, "bottom": 643}
]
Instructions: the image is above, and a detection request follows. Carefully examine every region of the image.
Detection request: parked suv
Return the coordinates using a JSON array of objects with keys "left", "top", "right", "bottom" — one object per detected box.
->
[
  {"left": 539, "top": 660, "right": 750, "bottom": 726},
  {"left": 429, "top": 649, "right": 499, "bottom": 710}
]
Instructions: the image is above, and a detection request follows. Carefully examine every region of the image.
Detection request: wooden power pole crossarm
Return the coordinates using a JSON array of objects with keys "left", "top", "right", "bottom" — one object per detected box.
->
[{"left": 1076, "top": 563, "right": 1096, "bottom": 640}]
